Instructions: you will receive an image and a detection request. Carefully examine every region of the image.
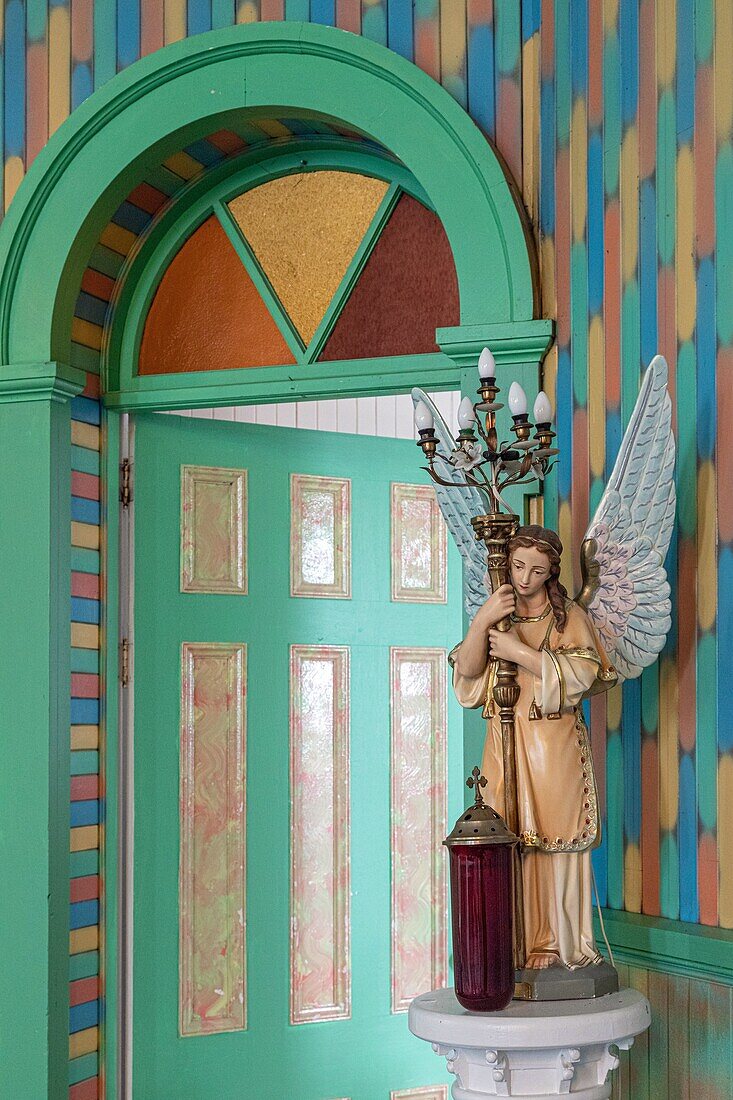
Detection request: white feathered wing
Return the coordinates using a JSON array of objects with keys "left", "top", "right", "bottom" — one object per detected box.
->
[{"left": 576, "top": 355, "right": 675, "bottom": 681}]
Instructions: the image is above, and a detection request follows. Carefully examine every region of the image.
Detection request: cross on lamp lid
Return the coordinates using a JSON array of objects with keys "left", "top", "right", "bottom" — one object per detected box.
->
[
  {"left": 443, "top": 766, "right": 519, "bottom": 848},
  {"left": 466, "top": 766, "right": 488, "bottom": 807}
]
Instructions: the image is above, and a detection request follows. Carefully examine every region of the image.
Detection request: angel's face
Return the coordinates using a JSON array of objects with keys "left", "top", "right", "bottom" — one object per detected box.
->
[{"left": 510, "top": 546, "right": 552, "bottom": 599}]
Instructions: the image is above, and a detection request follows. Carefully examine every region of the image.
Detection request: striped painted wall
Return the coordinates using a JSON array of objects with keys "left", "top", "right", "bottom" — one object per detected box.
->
[{"left": 2, "top": 2, "right": 732, "bottom": 1097}]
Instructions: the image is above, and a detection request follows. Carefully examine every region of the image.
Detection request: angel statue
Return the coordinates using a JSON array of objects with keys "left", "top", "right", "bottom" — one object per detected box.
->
[{"left": 413, "top": 354, "right": 675, "bottom": 982}]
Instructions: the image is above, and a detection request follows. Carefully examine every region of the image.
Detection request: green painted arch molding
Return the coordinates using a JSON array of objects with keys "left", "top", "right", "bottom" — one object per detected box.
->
[{"left": 0, "top": 21, "right": 538, "bottom": 371}]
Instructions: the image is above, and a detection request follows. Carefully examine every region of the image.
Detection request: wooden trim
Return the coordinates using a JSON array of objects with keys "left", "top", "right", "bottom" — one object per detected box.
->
[{"left": 596, "top": 909, "right": 733, "bottom": 986}]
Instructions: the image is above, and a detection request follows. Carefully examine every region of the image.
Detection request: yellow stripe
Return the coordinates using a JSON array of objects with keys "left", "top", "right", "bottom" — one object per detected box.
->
[
  {"left": 71, "top": 725, "right": 99, "bottom": 750},
  {"left": 100, "top": 222, "right": 136, "bottom": 257},
  {"left": 70, "top": 925, "right": 99, "bottom": 956},
  {"left": 716, "top": 0, "right": 733, "bottom": 141},
  {"left": 675, "top": 145, "right": 696, "bottom": 343},
  {"left": 3, "top": 157, "right": 24, "bottom": 213},
  {"left": 71, "top": 825, "right": 99, "bottom": 852},
  {"left": 71, "top": 420, "right": 101, "bottom": 451},
  {"left": 72, "top": 622, "right": 100, "bottom": 650},
  {"left": 72, "top": 521, "right": 100, "bottom": 550},
  {"left": 236, "top": 0, "right": 258, "bottom": 23},
  {"left": 659, "top": 655, "right": 680, "bottom": 832},
  {"left": 521, "top": 33, "right": 540, "bottom": 228},
  {"left": 440, "top": 0, "right": 467, "bottom": 97},
  {"left": 588, "top": 316, "right": 605, "bottom": 479},
  {"left": 603, "top": 0, "right": 618, "bottom": 32},
  {"left": 656, "top": 0, "right": 676, "bottom": 89},
  {"left": 719, "top": 756, "right": 733, "bottom": 927},
  {"left": 624, "top": 841, "right": 642, "bottom": 913},
  {"left": 620, "top": 125, "right": 639, "bottom": 283},
  {"left": 607, "top": 682, "right": 623, "bottom": 730},
  {"left": 254, "top": 118, "right": 290, "bottom": 140},
  {"left": 69, "top": 1026, "right": 98, "bottom": 1059},
  {"left": 164, "top": 0, "right": 186, "bottom": 43},
  {"left": 71, "top": 316, "right": 103, "bottom": 352},
  {"left": 163, "top": 151, "right": 202, "bottom": 180},
  {"left": 571, "top": 98, "right": 588, "bottom": 243},
  {"left": 49, "top": 6, "right": 70, "bottom": 135},
  {"left": 558, "top": 501, "right": 573, "bottom": 592},
  {"left": 697, "top": 461, "right": 717, "bottom": 632}
]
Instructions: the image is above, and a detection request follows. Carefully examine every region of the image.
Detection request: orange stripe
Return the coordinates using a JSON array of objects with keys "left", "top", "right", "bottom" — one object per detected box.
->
[
  {"left": 698, "top": 831, "right": 719, "bottom": 926},
  {"left": 641, "top": 737, "right": 661, "bottom": 915},
  {"left": 677, "top": 538, "right": 697, "bottom": 754}
]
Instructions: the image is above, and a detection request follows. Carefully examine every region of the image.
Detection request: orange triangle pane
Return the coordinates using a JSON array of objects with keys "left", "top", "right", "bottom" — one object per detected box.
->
[
  {"left": 138, "top": 215, "right": 296, "bottom": 374},
  {"left": 227, "top": 171, "right": 389, "bottom": 346},
  {"left": 318, "top": 194, "right": 459, "bottom": 361}
]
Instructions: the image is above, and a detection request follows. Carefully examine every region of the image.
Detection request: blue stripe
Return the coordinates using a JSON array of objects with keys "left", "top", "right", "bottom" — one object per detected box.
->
[
  {"left": 70, "top": 900, "right": 100, "bottom": 931},
  {"left": 116, "top": 0, "right": 140, "bottom": 69},
  {"left": 639, "top": 178, "right": 658, "bottom": 366},
  {"left": 112, "top": 200, "right": 153, "bottom": 235},
  {"left": 4, "top": 0, "right": 26, "bottom": 158},
  {"left": 522, "top": 0, "right": 541, "bottom": 40},
  {"left": 72, "top": 597, "right": 100, "bottom": 625},
  {"left": 74, "top": 292, "right": 108, "bottom": 327},
  {"left": 696, "top": 256, "right": 716, "bottom": 460},
  {"left": 69, "top": 999, "right": 99, "bottom": 1034},
  {"left": 676, "top": 0, "right": 695, "bottom": 140},
  {"left": 71, "top": 800, "right": 100, "bottom": 827},
  {"left": 620, "top": 0, "right": 638, "bottom": 124},
  {"left": 621, "top": 679, "right": 641, "bottom": 844},
  {"left": 184, "top": 139, "right": 224, "bottom": 167},
  {"left": 71, "top": 63, "right": 93, "bottom": 111},
  {"left": 72, "top": 497, "right": 101, "bottom": 525},
  {"left": 678, "top": 752, "right": 699, "bottom": 922},
  {"left": 539, "top": 80, "right": 556, "bottom": 232},
  {"left": 387, "top": 0, "right": 412, "bottom": 60},
  {"left": 468, "top": 23, "right": 495, "bottom": 141},
  {"left": 556, "top": 348, "right": 572, "bottom": 500},
  {"left": 718, "top": 548, "right": 733, "bottom": 753},
  {"left": 311, "top": 0, "right": 335, "bottom": 27},
  {"left": 605, "top": 411, "right": 622, "bottom": 484},
  {"left": 71, "top": 396, "right": 101, "bottom": 426},
  {"left": 71, "top": 698, "right": 100, "bottom": 725},
  {"left": 591, "top": 842, "right": 608, "bottom": 908},
  {"left": 587, "top": 132, "right": 604, "bottom": 315}
]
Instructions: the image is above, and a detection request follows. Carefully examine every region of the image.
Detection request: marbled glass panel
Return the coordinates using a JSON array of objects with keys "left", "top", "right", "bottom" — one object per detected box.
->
[
  {"left": 391, "top": 1089, "right": 448, "bottom": 1100},
  {"left": 290, "top": 646, "right": 351, "bottom": 1024},
  {"left": 291, "top": 475, "right": 351, "bottom": 598},
  {"left": 390, "top": 648, "right": 448, "bottom": 1013},
  {"left": 181, "top": 465, "right": 247, "bottom": 594},
  {"left": 391, "top": 484, "right": 446, "bottom": 603},
  {"left": 180, "top": 643, "right": 247, "bottom": 1036}
]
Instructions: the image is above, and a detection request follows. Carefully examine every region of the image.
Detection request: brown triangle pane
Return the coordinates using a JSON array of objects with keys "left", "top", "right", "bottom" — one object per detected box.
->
[
  {"left": 138, "top": 215, "right": 296, "bottom": 374},
  {"left": 318, "top": 194, "right": 459, "bottom": 362}
]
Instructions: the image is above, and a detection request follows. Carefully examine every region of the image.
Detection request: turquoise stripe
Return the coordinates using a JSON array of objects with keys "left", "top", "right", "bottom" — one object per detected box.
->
[
  {"left": 71, "top": 445, "right": 101, "bottom": 476},
  {"left": 621, "top": 280, "right": 641, "bottom": 424},
  {"left": 661, "top": 831, "right": 680, "bottom": 920},
  {"left": 69, "top": 951, "right": 99, "bottom": 981},
  {"left": 716, "top": 143, "right": 733, "bottom": 347},
  {"left": 70, "top": 849, "right": 99, "bottom": 878},
  {"left": 93, "top": 0, "right": 117, "bottom": 90},
  {"left": 602, "top": 29, "right": 620, "bottom": 197},
  {"left": 697, "top": 633, "right": 718, "bottom": 832},
  {"left": 71, "top": 547, "right": 100, "bottom": 574},
  {"left": 71, "top": 751, "right": 99, "bottom": 776},
  {"left": 656, "top": 90, "right": 676, "bottom": 266},
  {"left": 676, "top": 343, "right": 697, "bottom": 541},
  {"left": 71, "top": 648, "right": 99, "bottom": 674},
  {"left": 69, "top": 1052, "right": 99, "bottom": 1085},
  {"left": 695, "top": 0, "right": 714, "bottom": 62}
]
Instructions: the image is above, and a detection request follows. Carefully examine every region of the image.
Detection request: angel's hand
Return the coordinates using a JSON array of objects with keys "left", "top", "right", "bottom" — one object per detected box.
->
[
  {"left": 477, "top": 584, "right": 516, "bottom": 629},
  {"left": 488, "top": 626, "right": 526, "bottom": 665}
]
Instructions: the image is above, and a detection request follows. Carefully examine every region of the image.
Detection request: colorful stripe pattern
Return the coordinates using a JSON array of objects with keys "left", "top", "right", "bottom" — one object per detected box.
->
[{"left": 1, "top": 3, "right": 729, "bottom": 1096}]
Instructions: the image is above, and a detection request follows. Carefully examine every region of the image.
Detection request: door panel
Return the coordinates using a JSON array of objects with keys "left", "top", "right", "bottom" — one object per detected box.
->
[{"left": 132, "top": 411, "right": 461, "bottom": 1099}]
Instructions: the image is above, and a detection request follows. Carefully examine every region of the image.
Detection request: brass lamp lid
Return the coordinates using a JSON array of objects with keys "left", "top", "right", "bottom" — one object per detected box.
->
[{"left": 443, "top": 767, "right": 518, "bottom": 847}]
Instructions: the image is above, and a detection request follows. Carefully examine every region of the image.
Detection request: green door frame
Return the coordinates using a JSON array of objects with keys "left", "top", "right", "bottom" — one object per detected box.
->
[{"left": 0, "top": 22, "right": 552, "bottom": 1098}]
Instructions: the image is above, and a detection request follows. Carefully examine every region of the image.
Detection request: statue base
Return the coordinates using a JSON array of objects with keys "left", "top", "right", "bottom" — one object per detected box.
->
[
  {"left": 514, "top": 961, "right": 619, "bottom": 1002},
  {"left": 408, "top": 987, "right": 650, "bottom": 1099}
]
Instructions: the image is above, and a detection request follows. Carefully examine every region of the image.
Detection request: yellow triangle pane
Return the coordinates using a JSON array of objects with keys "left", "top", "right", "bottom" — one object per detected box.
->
[{"left": 227, "top": 171, "right": 389, "bottom": 345}]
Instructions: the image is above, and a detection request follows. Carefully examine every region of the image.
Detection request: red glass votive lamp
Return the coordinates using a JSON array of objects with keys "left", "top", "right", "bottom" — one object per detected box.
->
[{"left": 444, "top": 768, "right": 517, "bottom": 1012}]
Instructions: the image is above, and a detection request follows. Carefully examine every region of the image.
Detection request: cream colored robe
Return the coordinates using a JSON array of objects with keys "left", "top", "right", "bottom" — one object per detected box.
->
[{"left": 450, "top": 601, "right": 615, "bottom": 969}]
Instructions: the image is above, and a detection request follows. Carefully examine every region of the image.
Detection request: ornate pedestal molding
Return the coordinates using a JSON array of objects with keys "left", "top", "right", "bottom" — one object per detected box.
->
[{"left": 409, "top": 987, "right": 650, "bottom": 1100}]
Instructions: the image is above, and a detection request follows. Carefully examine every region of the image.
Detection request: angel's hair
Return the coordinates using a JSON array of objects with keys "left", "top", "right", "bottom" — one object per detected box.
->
[{"left": 508, "top": 525, "right": 569, "bottom": 633}]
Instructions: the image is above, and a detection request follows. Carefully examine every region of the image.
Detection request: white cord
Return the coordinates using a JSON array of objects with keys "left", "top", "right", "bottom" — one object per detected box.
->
[{"left": 591, "top": 863, "right": 615, "bottom": 968}]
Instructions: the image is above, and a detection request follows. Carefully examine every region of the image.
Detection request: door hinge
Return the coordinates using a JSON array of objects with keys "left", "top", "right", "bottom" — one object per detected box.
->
[
  {"left": 120, "top": 638, "right": 130, "bottom": 687},
  {"left": 120, "top": 458, "right": 133, "bottom": 507}
]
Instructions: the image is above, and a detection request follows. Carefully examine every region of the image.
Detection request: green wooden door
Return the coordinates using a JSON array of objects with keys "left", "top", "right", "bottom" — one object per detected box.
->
[{"left": 132, "top": 410, "right": 462, "bottom": 1099}]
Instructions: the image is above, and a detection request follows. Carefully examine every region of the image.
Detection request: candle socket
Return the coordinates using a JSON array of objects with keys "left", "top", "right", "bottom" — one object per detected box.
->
[
  {"left": 477, "top": 380, "right": 499, "bottom": 405},
  {"left": 533, "top": 423, "right": 555, "bottom": 449},
  {"left": 511, "top": 414, "right": 532, "bottom": 443},
  {"left": 416, "top": 427, "right": 438, "bottom": 457}
]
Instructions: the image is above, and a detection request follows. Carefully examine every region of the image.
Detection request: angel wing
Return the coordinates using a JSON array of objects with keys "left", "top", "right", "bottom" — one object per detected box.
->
[
  {"left": 411, "top": 389, "right": 489, "bottom": 619},
  {"left": 576, "top": 355, "right": 675, "bottom": 681}
]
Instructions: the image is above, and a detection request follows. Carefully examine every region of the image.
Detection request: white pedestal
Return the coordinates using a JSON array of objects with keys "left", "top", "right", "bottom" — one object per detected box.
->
[{"left": 408, "top": 988, "right": 650, "bottom": 1100}]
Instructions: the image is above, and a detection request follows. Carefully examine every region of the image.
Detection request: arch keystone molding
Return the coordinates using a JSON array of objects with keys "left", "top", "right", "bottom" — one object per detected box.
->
[{"left": 0, "top": 21, "right": 552, "bottom": 1099}]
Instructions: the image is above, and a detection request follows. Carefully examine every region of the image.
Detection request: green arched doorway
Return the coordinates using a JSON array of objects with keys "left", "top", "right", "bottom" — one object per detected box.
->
[{"left": 0, "top": 21, "right": 552, "bottom": 1099}]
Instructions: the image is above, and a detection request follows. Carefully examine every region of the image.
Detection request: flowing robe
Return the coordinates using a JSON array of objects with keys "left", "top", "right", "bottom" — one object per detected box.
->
[{"left": 449, "top": 600, "right": 616, "bottom": 969}]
